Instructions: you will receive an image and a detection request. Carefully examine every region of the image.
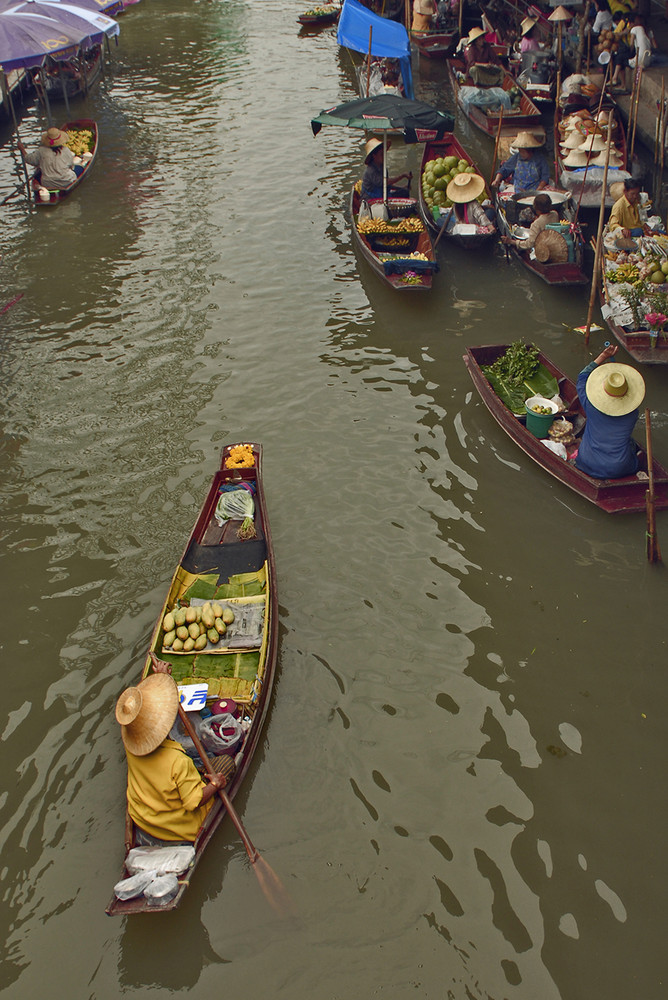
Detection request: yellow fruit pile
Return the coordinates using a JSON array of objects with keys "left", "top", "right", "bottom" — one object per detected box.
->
[
  {"left": 162, "top": 602, "right": 235, "bottom": 653},
  {"left": 224, "top": 443, "right": 255, "bottom": 468},
  {"left": 357, "top": 217, "right": 424, "bottom": 234},
  {"left": 66, "top": 129, "right": 93, "bottom": 156}
]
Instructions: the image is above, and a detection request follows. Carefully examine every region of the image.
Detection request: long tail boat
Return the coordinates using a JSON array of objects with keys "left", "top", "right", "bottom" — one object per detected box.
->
[
  {"left": 411, "top": 28, "right": 456, "bottom": 59},
  {"left": 599, "top": 225, "right": 668, "bottom": 364},
  {"left": 31, "top": 119, "right": 97, "bottom": 206},
  {"left": 447, "top": 57, "right": 542, "bottom": 137},
  {"left": 106, "top": 443, "right": 278, "bottom": 915},
  {"left": 350, "top": 185, "right": 437, "bottom": 290},
  {"left": 494, "top": 188, "right": 588, "bottom": 285},
  {"left": 298, "top": 3, "right": 340, "bottom": 25},
  {"left": 417, "top": 136, "right": 495, "bottom": 250},
  {"left": 464, "top": 344, "right": 668, "bottom": 513}
]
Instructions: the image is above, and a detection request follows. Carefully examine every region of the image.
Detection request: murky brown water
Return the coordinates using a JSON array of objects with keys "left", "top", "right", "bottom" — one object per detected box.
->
[{"left": 1, "top": 3, "right": 667, "bottom": 998}]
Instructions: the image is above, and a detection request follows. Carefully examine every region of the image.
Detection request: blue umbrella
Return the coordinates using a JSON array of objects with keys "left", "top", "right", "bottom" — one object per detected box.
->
[{"left": 0, "top": 0, "right": 118, "bottom": 70}]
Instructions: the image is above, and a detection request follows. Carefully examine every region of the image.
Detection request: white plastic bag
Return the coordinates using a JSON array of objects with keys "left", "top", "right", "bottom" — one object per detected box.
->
[
  {"left": 144, "top": 874, "right": 180, "bottom": 906},
  {"left": 114, "top": 869, "right": 159, "bottom": 900},
  {"left": 214, "top": 488, "right": 254, "bottom": 526},
  {"left": 199, "top": 715, "right": 244, "bottom": 755},
  {"left": 542, "top": 439, "right": 568, "bottom": 459},
  {"left": 126, "top": 845, "right": 195, "bottom": 876}
]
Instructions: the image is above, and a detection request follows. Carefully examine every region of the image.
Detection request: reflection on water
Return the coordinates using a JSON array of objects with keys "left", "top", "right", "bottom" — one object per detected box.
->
[{"left": 0, "top": 1, "right": 668, "bottom": 998}]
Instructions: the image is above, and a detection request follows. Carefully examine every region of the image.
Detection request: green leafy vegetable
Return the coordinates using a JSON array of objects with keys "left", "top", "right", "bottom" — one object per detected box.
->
[{"left": 482, "top": 342, "right": 558, "bottom": 414}]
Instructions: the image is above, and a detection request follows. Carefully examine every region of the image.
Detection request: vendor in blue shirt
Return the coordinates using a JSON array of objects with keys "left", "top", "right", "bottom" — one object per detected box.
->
[
  {"left": 492, "top": 131, "right": 550, "bottom": 194},
  {"left": 575, "top": 344, "right": 645, "bottom": 479}
]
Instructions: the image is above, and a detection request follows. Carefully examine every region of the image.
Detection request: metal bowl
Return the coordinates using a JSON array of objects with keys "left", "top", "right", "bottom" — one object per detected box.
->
[{"left": 512, "top": 226, "right": 531, "bottom": 240}]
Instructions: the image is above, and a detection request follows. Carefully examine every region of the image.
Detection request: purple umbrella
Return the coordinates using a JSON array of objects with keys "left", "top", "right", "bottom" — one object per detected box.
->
[{"left": 0, "top": 0, "right": 118, "bottom": 70}]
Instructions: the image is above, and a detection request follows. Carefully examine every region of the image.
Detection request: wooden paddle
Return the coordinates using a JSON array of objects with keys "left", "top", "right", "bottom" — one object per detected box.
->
[
  {"left": 489, "top": 105, "right": 504, "bottom": 186},
  {"left": 433, "top": 205, "right": 454, "bottom": 248},
  {"left": 645, "top": 408, "right": 661, "bottom": 563},
  {"left": 148, "top": 651, "right": 292, "bottom": 915}
]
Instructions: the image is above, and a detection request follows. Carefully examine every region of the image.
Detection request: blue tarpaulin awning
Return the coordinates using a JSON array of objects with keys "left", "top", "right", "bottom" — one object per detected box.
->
[{"left": 337, "top": 0, "right": 414, "bottom": 101}]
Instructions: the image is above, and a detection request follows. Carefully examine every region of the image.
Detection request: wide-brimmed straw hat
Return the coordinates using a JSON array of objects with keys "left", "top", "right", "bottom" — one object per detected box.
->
[
  {"left": 466, "top": 26, "right": 486, "bottom": 44},
  {"left": 585, "top": 363, "right": 645, "bottom": 416},
  {"left": 609, "top": 180, "right": 626, "bottom": 200},
  {"left": 41, "top": 127, "right": 68, "bottom": 148},
  {"left": 521, "top": 16, "right": 537, "bottom": 35},
  {"left": 512, "top": 131, "right": 544, "bottom": 148},
  {"left": 364, "top": 137, "right": 390, "bottom": 164},
  {"left": 446, "top": 172, "right": 486, "bottom": 203},
  {"left": 562, "top": 148, "right": 589, "bottom": 167},
  {"left": 115, "top": 673, "right": 180, "bottom": 756}
]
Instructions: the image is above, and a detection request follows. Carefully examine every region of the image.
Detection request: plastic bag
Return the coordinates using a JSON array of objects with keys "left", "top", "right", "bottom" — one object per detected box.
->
[
  {"left": 542, "top": 439, "right": 568, "bottom": 459},
  {"left": 126, "top": 845, "right": 195, "bottom": 876},
  {"left": 199, "top": 715, "right": 244, "bottom": 755},
  {"left": 114, "top": 869, "right": 159, "bottom": 901},
  {"left": 358, "top": 198, "right": 371, "bottom": 221},
  {"left": 214, "top": 488, "right": 254, "bottom": 526},
  {"left": 144, "top": 874, "right": 180, "bottom": 907}
]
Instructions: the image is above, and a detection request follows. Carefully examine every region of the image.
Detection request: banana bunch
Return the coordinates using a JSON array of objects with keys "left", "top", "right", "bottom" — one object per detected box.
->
[
  {"left": 608, "top": 262, "right": 641, "bottom": 285},
  {"left": 66, "top": 129, "right": 93, "bottom": 156},
  {"left": 162, "top": 602, "right": 235, "bottom": 653},
  {"left": 378, "top": 251, "right": 429, "bottom": 261},
  {"left": 357, "top": 217, "right": 425, "bottom": 234}
]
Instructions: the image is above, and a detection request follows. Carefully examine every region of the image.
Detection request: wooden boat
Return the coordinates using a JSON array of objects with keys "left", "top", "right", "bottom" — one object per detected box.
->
[
  {"left": 106, "top": 442, "right": 278, "bottom": 915},
  {"left": 508, "top": 49, "right": 556, "bottom": 105},
  {"left": 350, "top": 185, "right": 437, "bottom": 291},
  {"left": 417, "top": 136, "right": 495, "bottom": 250},
  {"left": 34, "top": 47, "right": 103, "bottom": 102},
  {"left": 464, "top": 344, "right": 668, "bottom": 513},
  {"left": 31, "top": 119, "right": 98, "bottom": 206},
  {"left": 411, "top": 28, "right": 456, "bottom": 59},
  {"left": 298, "top": 3, "right": 339, "bottom": 25},
  {"left": 599, "top": 226, "right": 668, "bottom": 364},
  {"left": 554, "top": 97, "right": 629, "bottom": 210},
  {"left": 494, "top": 188, "right": 588, "bottom": 285},
  {"left": 447, "top": 57, "right": 542, "bottom": 137}
]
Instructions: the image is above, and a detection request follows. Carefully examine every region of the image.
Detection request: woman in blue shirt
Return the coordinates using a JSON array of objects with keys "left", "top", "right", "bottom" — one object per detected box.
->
[
  {"left": 575, "top": 344, "right": 645, "bottom": 479},
  {"left": 492, "top": 131, "right": 550, "bottom": 194}
]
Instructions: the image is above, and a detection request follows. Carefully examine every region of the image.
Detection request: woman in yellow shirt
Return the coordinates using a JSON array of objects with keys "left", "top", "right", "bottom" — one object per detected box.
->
[{"left": 116, "top": 672, "right": 228, "bottom": 845}]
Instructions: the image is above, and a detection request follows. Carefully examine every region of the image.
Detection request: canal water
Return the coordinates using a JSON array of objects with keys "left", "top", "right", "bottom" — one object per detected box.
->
[{"left": 1, "top": 2, "right": 667, "bottom": 998}]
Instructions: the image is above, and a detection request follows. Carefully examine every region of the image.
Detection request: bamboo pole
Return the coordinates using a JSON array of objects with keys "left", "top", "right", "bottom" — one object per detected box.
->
[
  {"left": 556, "top": 21, "right": 562, "bottom": 104},
  {"left": 366, "top": 26, "right": 373, "bottom": 97},
  {"left": 489, "top": 105, "right": 504, "bottom": 185},
  {"left": 645, "top": 408, "right": 661, "bottom": 563},
  {"left": 661, "top": 82, "right": 667, "bottom": 172},
  {"left": 573, "top": 61, "right": 610, "bottom": 224},
  {"left": 629, "top": 66, "right": 643, "bottom": 161},
  {"left": 584, "top": 117, "right": 614, "bottom": 345}
]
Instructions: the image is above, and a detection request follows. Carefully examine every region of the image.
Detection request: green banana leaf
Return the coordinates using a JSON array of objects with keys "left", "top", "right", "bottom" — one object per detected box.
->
[{"left": 485, "top": 364, "right": 559, "bottom": 415}]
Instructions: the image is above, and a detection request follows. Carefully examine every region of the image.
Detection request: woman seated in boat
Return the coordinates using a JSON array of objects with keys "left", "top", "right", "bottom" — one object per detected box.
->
[
  {"left": 442, "top": 172, "right": 495, "bottom": 232},
  {"left": 361, "top": 138, "right": 412, "bottom": 201},
  {"left": 608, "top": 177, "right": 652, "bottom": 238},
  {"left": 574, "top": 344, "right": 645, "bottom": 480},
  {"left": 492, "top": 131, "right": 550, "bottom": 195},
  {"left": 412, "top": 0, "right": 436, "bottom": 33},
  {"left": 464, "top": 26, "right": 499, "bottom": 70},
  {"left": 17, "top": 127, "right": 83, "bottom": 190},
  {"left": 501, "top": 192, "right": 558, "bottom": 250},
  {"left": 116, "top": 667, "right": 232, "bottom": 846},
  {"left": 381, "top": 64, "right": 403, "bottom": 96}
]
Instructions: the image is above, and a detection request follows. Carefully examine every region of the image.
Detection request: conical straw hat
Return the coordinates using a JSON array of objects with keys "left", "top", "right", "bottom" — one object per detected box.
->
[
  {"left": 561, "top": 132, "right": 585, "bottom": 150},
  {"left": 512, "top": 130, "right": 544, "bottom": 148},
  {"left": 521, "top": 16, "right": 537, "bottom": 35},
  {"left": 534, "top": 229, "right": 569, "bottom": 263},
  {"left": 549, "top": 5, "right": 572, "bottom": 21},
  {"left": 591, "top": 150, "right": 623, "bottom": 167},
  {"left": 115, "top": 673, "right": 180, "bottom": 756},
  {"left": 562, "top": 148, "right": 589, "bottom": 167},
  {"left": 581, "top": 133, "right": 607, "bottom": 152}
]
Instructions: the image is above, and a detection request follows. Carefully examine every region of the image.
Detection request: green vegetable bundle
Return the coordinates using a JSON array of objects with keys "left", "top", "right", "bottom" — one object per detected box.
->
[{"left": 482, "top": 342, "right": 558, "bottom": 415}]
